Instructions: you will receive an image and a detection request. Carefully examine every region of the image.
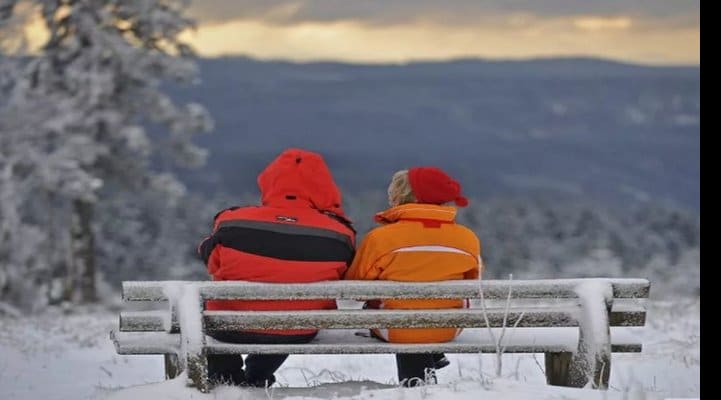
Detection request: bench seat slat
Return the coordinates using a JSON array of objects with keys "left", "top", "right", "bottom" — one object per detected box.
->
[
  {"left": 120, "top": 305, "right": 646, "bottom": 332},
  {"left": 203, "top": 309, "right": 575, "bottom": 330},
  {"left": 122, "top": 279, "right": 650, "bottom": 302},
  {"left": 119, "top": 305, "right": 645, "bottom": 332},
  {"left": 204, "top": 308, "right": 645, "bottom": 330},
  {"left": 110, "top": 329, "right": 179, "bottom": 355},
  {"left": 120, "top": 311, "right": 174, "bottom": 332},
  {"left": 111, "top": 327, "right": 642, "bottom": 355}
]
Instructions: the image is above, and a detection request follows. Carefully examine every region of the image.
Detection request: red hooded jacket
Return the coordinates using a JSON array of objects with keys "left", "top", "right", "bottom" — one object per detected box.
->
[{"left": 198, "top": 148, "right": 356, "bottom": 335}]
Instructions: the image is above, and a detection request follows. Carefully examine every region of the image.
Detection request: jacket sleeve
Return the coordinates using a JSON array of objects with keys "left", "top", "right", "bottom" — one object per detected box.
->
[
  {"left": 464, "top": 256, "right": 481, "bottom": 279},
  {"left": 197, "top": 209, "right": 229, "bottom": 274},
  {"left": 197, "top": 234, "right": 221, "bottom": 275},
  {"left": 464, "top": 239, "right": 482, "bottom": 279},
  {"left": 197, "top": 235, "right": 214, "bottom": 264},
  {"left": 344, "top": 232, "right": 383, "bottom": 280}
]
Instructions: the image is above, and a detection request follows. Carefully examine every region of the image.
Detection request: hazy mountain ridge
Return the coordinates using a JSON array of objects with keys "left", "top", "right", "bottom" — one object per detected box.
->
[{"left": 165, "top": 56, "right": 699, "bottom": 211}]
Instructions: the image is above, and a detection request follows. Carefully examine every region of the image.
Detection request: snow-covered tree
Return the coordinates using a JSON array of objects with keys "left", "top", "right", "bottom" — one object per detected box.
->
[
  {"left": 455, "top": 195, "right": 699, "bottom": 288},
  {"left": 0, "top": 0, "right": 212, "bottom": 307}
]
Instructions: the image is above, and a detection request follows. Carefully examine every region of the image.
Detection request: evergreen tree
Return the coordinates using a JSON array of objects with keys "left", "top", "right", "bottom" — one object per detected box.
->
[{"left": 0, "top": 0, "right": 212, "bottom": 307}]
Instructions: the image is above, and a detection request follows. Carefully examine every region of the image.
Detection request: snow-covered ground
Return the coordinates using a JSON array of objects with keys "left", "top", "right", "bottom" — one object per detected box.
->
[{"left": 0, "top": 297, "right": 699, "bottom": 400}]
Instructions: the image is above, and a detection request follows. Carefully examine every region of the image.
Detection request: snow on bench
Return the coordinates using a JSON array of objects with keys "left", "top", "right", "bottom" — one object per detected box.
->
[{"left": 109, "top": 278, "right": 649, "bottom": 392}]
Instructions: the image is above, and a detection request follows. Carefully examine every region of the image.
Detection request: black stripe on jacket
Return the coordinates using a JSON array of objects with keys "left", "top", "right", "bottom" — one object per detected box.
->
[{"left": 199, "top": 219, "right": 354, "bottom": 264}]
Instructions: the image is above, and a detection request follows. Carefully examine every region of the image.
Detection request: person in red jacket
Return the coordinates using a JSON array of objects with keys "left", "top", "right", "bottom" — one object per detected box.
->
[
  {"left": 198, "top": 148, "right": 356, "bottom": 387},
  {"left": 345, "top": 166, "right": 481, "bottom": 387}
]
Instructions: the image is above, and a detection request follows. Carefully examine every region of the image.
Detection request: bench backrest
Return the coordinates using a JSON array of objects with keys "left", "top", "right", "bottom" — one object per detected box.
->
[{"left": 120, "top": 278, "right": 649, "bottom": 332}]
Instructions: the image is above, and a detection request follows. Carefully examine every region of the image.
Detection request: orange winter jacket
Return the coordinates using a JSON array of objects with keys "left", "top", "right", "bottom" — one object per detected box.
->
[{"left": 344, "top": 203, "right": 481, "bottom": 343}]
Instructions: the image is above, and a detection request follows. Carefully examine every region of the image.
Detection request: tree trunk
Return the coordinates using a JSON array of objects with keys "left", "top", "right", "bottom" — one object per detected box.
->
[
  {"left": 71, "top": 199, "right": 96, "bottom": 302},
  {"left": 46, "top": 190, "right": 71, "bottom": 305}
]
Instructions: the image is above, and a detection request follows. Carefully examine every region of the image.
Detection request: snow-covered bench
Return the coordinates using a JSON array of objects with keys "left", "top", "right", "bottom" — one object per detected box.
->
[{"left": 110, "top": 278, "right": 649, "bottom": 392}]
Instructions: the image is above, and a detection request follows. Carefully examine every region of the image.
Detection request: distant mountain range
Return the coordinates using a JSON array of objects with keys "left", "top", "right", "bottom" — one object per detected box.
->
[{"left": 166, "top": 56, "right": 699, "bottom": 212}]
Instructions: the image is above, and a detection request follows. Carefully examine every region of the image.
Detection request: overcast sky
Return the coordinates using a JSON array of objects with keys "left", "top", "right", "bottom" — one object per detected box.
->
[
  {"left": 11, "top": 1, "right": 697, "bottom": 65},
  {"left": 179, "top": 0, "right": 699, "bottom": 65}
]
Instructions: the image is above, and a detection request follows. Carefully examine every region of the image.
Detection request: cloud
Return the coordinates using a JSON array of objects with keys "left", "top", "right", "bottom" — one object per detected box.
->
[
  {"left": 573, "top": 17, "right": 632, "bottom": 31},
  {"left": 180, "top": 0, "right": 698, "bottom": 65},
  {"left": 187, "top": 0, "right": 699, "bottom": 27},
  {"left": 181, "top": 15, "right": 699, "bottom": 65},
  {"left": 7, "top": 1, "right": 699, "bottom": 66}
]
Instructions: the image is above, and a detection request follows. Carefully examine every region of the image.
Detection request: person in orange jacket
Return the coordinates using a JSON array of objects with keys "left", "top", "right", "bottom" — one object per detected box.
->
[
  {"left": 198, "top": 148, "right": 356, "bottom": 387},
  {"left": 344, "top": 166, "right": 481, "bottom": 387}
]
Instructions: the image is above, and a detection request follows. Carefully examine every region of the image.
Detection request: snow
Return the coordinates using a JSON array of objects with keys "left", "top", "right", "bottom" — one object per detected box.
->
[
  {"left": 172, "top": 283, "right": 204, "bottom": 354},
  {"left": 0, "top": 297, "right": 699, "bottom": 400},
  {"left": 572, "top": 280, "right": 614, "bottom": 387},
  {"left": 112, "top": 326, "right": 643, "bottom": 355},
  {"left": 122, "top": 278, "right": 650, "bottom": 301}
]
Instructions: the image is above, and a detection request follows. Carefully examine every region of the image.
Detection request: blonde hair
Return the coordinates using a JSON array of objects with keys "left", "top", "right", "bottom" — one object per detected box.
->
[{"left": 387, "top": 170, "right": 416, "bottom": 206}]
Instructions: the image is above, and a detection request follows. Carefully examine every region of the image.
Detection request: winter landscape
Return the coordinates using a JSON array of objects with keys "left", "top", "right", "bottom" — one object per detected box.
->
[
  {"left": 0, "top": 1, "right": 699, "bottom": 400},
  {"left": 0, "top": 295, "right": 701, "bottom": 399}
]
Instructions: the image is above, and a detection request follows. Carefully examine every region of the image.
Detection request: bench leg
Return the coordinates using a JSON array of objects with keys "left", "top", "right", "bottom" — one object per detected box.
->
[
  {"left": 568, "top": 345, "right": 610, "bottom": 389},
  {"left": 545, "top": 352, "right": 572, "bottom": 386},
  {"left": 175, "top": 283, "right": 211, "bottom": 392},
  {"left": 546, "top": 350, "right": 610, "bottom": 389},
  {"left": 187, "top": 351, "right": 211, "bottom": 393},
  {"left": 568, "top": 281, "right": 613, "bottom": 389},
  {"left": 164, "top": 353, "right": 182, "bottom": 379}
]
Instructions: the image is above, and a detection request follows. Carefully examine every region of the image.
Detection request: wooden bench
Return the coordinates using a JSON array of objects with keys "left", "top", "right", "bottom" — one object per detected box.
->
[{"left": 110, "top": 278, "right": 649, "bottom": 392}]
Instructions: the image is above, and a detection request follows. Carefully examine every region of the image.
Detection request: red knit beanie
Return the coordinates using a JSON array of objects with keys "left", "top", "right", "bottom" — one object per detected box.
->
[{"left": 408, "top": 167, "right": 469, "bottom": 207}]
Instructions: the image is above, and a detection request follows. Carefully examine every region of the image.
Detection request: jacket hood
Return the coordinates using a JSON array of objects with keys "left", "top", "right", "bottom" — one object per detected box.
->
[{"left": 257, "top": 148, "right": 347, "bottom": 217}]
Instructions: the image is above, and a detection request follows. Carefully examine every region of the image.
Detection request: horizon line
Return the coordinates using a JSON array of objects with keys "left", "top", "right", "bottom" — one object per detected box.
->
[
  {"left": 0, "top": 51, "right": 700, "bottom": 69},
  {"left": 192, "top": 53, "right": 700, "bottom": 69}
]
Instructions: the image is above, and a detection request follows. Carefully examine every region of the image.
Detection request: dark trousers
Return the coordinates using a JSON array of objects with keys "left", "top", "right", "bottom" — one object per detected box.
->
[
  {"left": 368, "top": 329, "right": 445, "bottom": 386},
  {"left": 207, "top": 331, "right": 317, "bottom": 386},
  {"left": 396, "top": 353, "right": 446, "bottom": 386}
]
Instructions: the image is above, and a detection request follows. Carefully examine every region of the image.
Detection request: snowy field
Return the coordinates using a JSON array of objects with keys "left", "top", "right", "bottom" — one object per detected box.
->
[{"left": 0, "top": 297, "right": 699, "bottom": 400}]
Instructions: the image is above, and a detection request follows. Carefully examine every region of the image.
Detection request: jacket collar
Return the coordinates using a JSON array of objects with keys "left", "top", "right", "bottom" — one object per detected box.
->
[{"left": 374, "top": 203, "right": 457, "bottom": 224}]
